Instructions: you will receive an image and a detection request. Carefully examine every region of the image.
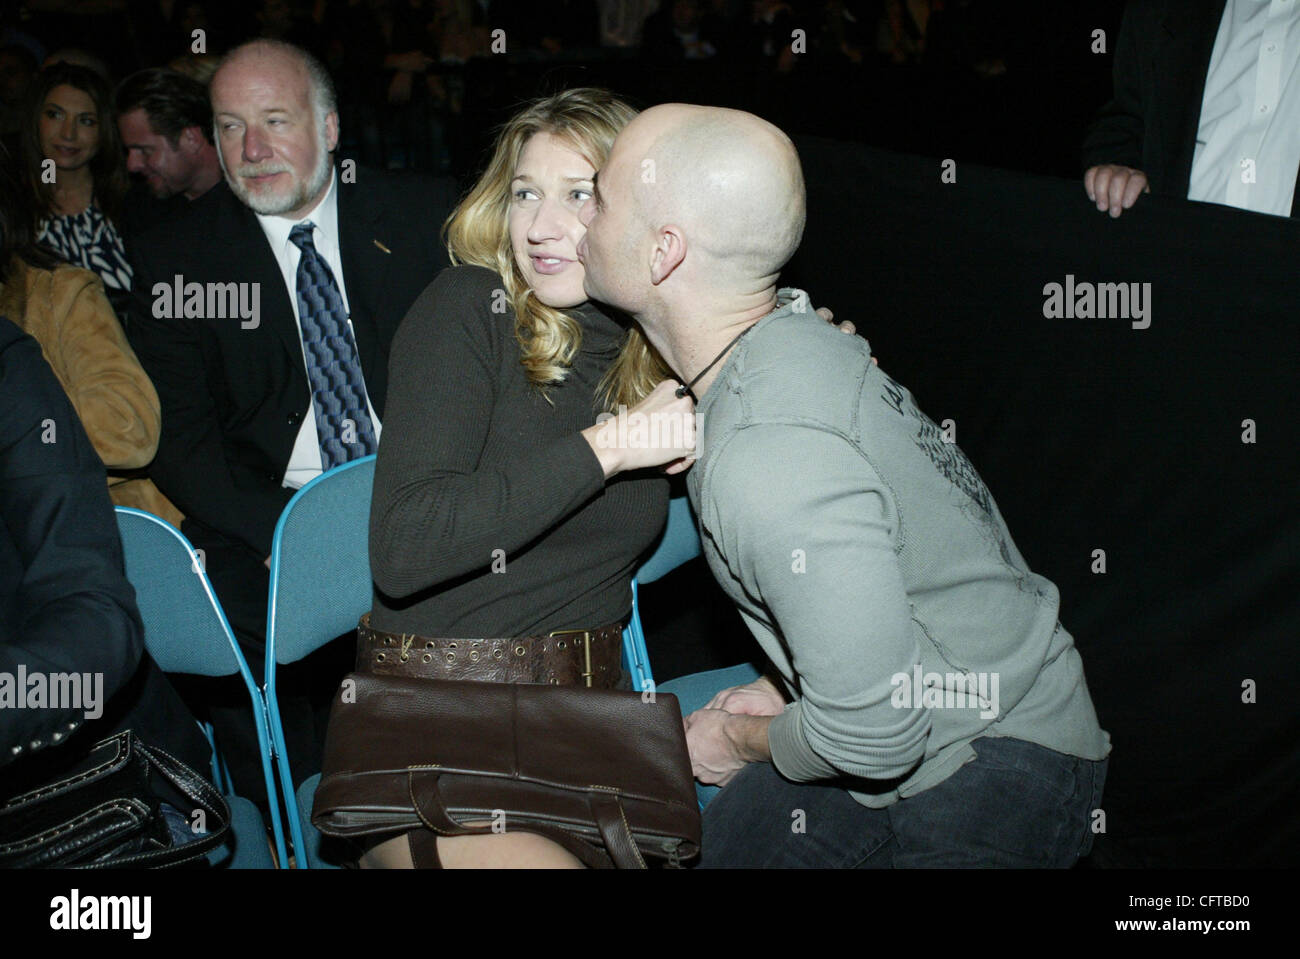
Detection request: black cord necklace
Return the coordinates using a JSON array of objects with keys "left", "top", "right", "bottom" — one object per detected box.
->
[{"left": 674, "top": 325, "right": 756, "bottom": 400}]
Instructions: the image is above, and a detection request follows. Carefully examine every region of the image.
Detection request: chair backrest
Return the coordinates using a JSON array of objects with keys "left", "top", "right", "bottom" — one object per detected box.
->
[
  {"left": 117, "top": 507, "right": 287, "bottom": 866},
  {"left": 636, "top": 495, "right": 701, "bottom": 586},
  {"left": 622, "top": 496, "right": 702, "bottom": 692},
  {"left": 114, "top": 507, "right": 244, "bottom": 678},
  {"left": 266, "top": 455, "right": 376, "bottom": 667}
]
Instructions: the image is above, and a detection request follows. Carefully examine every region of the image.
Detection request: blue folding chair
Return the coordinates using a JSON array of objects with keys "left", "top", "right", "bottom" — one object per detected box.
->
[
  {"left": 264, "top": 455, "right": 377, "bottom": 868},
  {"left": 114, "top": 508, "right": 279, "bottom": 867},
  {"left": 622, "top": 496, "right": 702, "bottom": 693}
]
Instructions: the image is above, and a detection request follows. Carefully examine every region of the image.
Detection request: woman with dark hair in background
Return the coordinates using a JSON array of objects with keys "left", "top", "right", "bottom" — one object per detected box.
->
[
  {"left": 20, "top": 62, "right": 133, "bottom": 305},
  {"left": 0, "top": 142, "right": 178, "bottom": 524}
]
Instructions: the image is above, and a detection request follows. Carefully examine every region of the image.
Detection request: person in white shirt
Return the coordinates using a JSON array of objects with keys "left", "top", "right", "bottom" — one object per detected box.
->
[{"left": 1083, "top": 0, "right": 1300, "bottom": 219}]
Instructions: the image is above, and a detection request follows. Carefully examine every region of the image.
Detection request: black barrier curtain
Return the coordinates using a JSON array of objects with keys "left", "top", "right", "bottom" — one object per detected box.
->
[{"left": 783, "top": 137, "right": 1300, "bottom": 867}]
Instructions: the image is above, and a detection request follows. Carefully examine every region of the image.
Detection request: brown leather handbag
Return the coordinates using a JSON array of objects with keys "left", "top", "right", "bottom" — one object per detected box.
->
[{"left": 311, "top": 670, "right": 701, "bottom": 868}]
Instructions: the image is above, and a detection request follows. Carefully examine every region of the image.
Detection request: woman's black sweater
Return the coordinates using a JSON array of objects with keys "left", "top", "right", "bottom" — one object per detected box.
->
[{"left": 368, "top": 264, "right": 669, "bottom": 638}]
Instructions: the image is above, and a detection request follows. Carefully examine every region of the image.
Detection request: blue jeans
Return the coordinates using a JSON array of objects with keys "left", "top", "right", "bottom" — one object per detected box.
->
[{"left": 696, "top": 734, "right": 1108, "bottom": 868}]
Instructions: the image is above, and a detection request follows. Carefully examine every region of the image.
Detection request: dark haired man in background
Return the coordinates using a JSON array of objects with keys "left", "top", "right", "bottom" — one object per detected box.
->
[{"left": 116, "top": 67, "right": 222, "bottom": 236}]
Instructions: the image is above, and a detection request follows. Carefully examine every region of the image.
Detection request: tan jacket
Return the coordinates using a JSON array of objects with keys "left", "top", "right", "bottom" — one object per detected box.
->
[{"left": 1, "top": 258, "right": 184, "bottom": 528}]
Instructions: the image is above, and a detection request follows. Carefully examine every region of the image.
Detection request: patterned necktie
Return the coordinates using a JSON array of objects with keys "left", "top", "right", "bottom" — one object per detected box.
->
[{"left": 289, "top": 222, "right": 377, "bottom": 469}]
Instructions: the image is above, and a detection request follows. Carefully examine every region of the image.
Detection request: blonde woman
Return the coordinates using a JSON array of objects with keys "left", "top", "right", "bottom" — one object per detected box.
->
[{"left": 359, "top": 88, "right": 694, "bottom": 869}]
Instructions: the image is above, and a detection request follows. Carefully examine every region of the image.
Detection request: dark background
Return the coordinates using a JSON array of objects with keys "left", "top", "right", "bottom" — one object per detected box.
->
[{"left": 5, "top": 1, "right": 1130, "bottom": 183}]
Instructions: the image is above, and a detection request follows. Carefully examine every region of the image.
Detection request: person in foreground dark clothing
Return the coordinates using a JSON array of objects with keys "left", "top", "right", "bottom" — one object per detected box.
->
[{"left": 0, "top": 315, "right": 210, "bottom": 791}]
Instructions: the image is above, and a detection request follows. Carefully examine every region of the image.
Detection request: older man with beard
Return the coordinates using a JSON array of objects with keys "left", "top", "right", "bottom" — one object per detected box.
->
[{"left": 125, "top": 38, "right": 458, "bottom": 805}]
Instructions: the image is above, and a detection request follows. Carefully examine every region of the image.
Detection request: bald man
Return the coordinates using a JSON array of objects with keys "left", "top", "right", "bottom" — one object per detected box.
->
[{"left": 578, "top": 105, "right": 1111, "bottom": 868}]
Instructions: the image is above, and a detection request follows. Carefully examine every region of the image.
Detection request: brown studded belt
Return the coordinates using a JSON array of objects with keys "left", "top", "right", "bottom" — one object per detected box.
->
[{"left": 355, "top": 612, "right": 624, "bottom": 688}]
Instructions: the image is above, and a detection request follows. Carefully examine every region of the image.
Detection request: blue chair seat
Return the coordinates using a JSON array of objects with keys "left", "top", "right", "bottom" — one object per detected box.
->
[{"left": 206, "top": 796, "right": 276, "bottom": 868}]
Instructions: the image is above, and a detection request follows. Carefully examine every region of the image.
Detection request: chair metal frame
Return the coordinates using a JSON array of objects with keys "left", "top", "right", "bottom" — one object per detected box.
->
[
  {"left": 263, "top": 455, "right": 377, "bottom": 867},
  {"left": 622, "top": 496, "right": 702, "bottom": 693},
  {"left": 113, "top": 506, "right": 282, "bottom": 867}
]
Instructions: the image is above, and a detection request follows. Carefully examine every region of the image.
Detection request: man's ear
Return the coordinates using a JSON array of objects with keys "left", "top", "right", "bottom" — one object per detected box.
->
[
  {"left": 178, "top": 126, "right": 204, "bottom": 154},
  {"left": 649, "top": 224, "right": 686, "bottom": 286},
  {"left": 325, "top": 111, "right": 340, "bottom": 153}
]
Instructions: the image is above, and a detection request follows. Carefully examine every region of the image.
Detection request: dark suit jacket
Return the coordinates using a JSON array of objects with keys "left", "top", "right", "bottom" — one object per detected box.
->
[
  {"left": 1081, "top": 0, "right": 1300, "bottom": 217},
  {"left": 126, "top": 166, "right": 459, "bottom": 558},
  {"left": 0, "top": 316, "right": 208, "bottom": 776}
]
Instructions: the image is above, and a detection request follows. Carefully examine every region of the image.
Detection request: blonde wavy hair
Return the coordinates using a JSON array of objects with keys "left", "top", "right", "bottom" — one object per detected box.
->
[{"left": 443, "top": 87, "right": 669, "bottom": 410}]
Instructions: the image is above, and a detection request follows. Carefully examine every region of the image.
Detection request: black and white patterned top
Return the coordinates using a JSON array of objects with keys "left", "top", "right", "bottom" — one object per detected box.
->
[{"left": 37, "top": 204, "right": 133, "bottom": 293}]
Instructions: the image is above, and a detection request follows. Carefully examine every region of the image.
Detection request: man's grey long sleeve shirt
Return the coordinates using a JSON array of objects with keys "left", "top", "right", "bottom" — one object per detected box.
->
[{"left": 688, "top": 290, "right": 1111, "bottom": 808}]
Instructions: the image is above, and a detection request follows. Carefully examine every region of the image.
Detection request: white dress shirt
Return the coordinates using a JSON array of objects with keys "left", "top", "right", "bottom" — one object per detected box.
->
[
  {"left": 1188, "top": 0, "right": 1300, "bottom": 216},
  {"left": 254, "top": 169, "right": 383, "bottom": 490}
]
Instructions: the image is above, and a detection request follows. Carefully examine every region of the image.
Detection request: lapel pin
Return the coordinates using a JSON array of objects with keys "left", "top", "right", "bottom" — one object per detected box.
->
[{"left": 373, "top": 239, "right": 392, "bottom": 254}]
